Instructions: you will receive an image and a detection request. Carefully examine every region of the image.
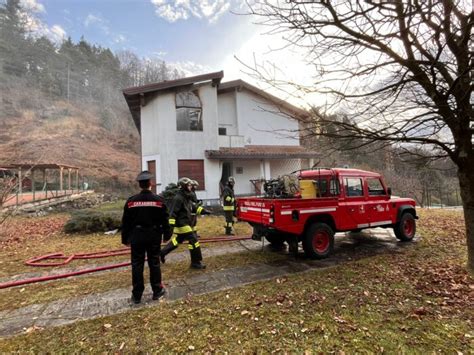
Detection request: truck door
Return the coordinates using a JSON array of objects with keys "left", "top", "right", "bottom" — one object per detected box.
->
[
  {"left": 366, "top": 177, "right": 392, "bottom": 227},
  {"left": 340, "top": 177, "right": 369, "bottom": 230}
]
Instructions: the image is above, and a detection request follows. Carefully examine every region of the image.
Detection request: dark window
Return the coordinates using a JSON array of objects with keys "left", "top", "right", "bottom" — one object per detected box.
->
[
  {"left": 178, "top": 160, "right": 205, "bottom": 190},
  {"left": 176, "top": 91, "right": 202, "bottom": 131},
  {"left": 218, "top": 127, "right": 227, "bottom": 135},
  {"left": 236, "top": 167, "right": 243, "bottom": 174},
  {"left": 367, "top": 178, "right": 385, "bottom": 196}
]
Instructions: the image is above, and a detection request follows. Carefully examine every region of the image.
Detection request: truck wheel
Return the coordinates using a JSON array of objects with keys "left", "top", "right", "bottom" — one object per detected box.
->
[
  {"left": 394, "top": 213, "right": 416, "bottom": 242},
  {"left": 303, "top": 223, "right": 334, "bottom": 259}
]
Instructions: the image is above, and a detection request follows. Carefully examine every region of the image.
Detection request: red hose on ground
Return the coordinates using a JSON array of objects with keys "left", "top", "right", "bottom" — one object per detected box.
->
[{"left": 0, "top": 236, "right": 252, "bottom": 290}]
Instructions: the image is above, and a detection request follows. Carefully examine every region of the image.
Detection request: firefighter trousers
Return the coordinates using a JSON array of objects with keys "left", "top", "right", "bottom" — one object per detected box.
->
[
  {"left": 224, "top": 210, "right": 235, "bottom": 235},
  {"left": 160, "top": 232, "right": 203, "bottom": 264}
]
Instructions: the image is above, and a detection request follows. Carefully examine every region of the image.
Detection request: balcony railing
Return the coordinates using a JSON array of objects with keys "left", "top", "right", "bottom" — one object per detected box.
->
[{"left": 218, "top": 135, "right": 245, "bottom": 148}]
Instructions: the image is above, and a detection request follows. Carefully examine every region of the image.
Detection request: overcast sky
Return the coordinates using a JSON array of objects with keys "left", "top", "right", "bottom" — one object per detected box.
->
[{"left": 22, "top": 0, "right": 309, "bottom": 86}]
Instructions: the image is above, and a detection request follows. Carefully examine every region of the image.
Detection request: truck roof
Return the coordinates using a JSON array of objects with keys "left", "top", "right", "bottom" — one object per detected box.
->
[{"left": 298, "top": 168, "right": 382, "bottom": 179}]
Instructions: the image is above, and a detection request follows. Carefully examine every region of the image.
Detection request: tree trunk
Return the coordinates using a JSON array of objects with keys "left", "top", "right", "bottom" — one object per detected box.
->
[{"left": 457, "top": 164, "right": 474, "bottom": 272}]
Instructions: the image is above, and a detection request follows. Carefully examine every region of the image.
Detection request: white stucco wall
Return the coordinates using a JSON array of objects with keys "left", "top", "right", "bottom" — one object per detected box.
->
[
  {"left": 235, "top": 90, "right": 300, "bottom": 146},
  {"left": 140, "top": 83, "right": 221, "bottom": 199},
  {"left": 217, "top": 92, "right": 237, "bottom": 136},
  {"left": 140, "top": 81, "right": 306, "bottom": 201},
  {"left": 230, "top": 160, "right": 262, "bottom": 196},
  {"left": 270, "top": 159, "right": 302, "bottom": 178}
]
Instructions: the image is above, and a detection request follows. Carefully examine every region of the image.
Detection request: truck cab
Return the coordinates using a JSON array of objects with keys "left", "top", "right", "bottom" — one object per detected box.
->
[{"left": 237, "top": 168, "right": 417, "bottom": 259}]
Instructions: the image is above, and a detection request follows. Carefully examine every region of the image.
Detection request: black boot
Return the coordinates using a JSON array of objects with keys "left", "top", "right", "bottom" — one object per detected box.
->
[
  {"left": 131, "top": 294, "right": 141, "bottom": 304},
  {"left": 160, "top": 242, "right": 178, "bottom": 264},
  {"left": 225, "top": 227, "right": 234, "bottom": 236},
  {"left": 152, "top": 287, "right": 166, "bottom": 300},
  {"left": 190, "top": 262, "right": 206, "bottom": 269},
  {"left": 190, "top": 245, "right": 206, "bottom": 269}
]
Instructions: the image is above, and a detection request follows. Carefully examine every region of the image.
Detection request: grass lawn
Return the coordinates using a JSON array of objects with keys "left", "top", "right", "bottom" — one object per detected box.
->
[{"left": 0, "top": 208, "right": 473, "bottom": 352}]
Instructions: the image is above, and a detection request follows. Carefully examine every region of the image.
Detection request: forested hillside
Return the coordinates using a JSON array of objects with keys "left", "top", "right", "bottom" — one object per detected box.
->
[{"left": 0, "top": 0, "right": 182, "bottom": 191}]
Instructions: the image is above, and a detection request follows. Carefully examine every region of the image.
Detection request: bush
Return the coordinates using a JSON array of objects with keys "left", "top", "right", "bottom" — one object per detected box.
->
[{"left": 64, "top": 209, "right": 121, "bottom": 234}]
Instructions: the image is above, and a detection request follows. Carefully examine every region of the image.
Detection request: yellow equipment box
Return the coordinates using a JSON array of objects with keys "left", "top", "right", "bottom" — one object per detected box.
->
[{"left": 300, "top": 179, "right": 318, "bottom": 199}]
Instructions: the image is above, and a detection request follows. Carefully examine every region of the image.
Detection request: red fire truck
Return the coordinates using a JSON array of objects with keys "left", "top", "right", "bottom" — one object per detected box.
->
[{"left": 236, "top": 168, "right": 417, "bottom": 259}]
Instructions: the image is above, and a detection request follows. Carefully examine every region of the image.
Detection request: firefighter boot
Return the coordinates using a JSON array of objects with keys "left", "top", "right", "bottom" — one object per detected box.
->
[
  {"left": 160, "top": 240, "right": 178, "bottom": 264},
  {"left": 190, "top": 245, "right": 206, "bottom": 269},
  {"left": 225, "top": 226, "right": 234, "bottom": 236}
]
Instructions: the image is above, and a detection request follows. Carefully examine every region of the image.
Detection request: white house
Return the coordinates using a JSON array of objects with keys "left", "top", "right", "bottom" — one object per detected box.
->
[{"left": 123, "top": 71, "right": 317, "bottom": 205}]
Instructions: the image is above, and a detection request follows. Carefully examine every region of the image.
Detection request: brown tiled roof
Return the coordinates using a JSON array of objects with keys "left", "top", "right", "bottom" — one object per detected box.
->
[
  {"left": 218, "top": 79, "right": 309, "bottom": 118},
  {"left": 205, "top": 145, "right": 318, "bottom": 160},
  {"left": 123, "top": 71, "right": 224, "bottom": 131}
]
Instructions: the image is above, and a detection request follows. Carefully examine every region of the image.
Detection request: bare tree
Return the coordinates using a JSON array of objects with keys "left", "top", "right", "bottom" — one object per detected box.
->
[{"left": 245, "top": 1, "right": 473, "bottom": 270}]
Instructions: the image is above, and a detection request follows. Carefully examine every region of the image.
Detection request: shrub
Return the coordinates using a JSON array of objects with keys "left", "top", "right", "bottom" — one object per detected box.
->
[{"left": 64, "top": 209, "right": 121, "bottom": 234}]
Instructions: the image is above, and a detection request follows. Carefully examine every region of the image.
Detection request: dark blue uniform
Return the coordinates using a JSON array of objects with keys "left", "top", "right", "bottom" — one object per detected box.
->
[{"left": 122, "top": 189, "right": 170, "bottom": 302}]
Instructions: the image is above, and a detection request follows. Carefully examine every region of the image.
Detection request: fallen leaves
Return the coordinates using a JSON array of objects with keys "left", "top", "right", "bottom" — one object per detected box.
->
[{"left": 0, "top": 215, "right": 67, "bottom": 249}]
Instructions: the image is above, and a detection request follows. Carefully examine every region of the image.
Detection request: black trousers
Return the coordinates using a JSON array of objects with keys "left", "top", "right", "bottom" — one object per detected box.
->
[
  {"left": 161, "top": 232, "right": 202, "bottom": 264},
  {"left": 131, "top": 229, "right": 162, "bottom": 299}
]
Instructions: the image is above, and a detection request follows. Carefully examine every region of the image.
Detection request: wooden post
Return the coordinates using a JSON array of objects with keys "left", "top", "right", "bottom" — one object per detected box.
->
[
  {"left": 59, "top": 167, "right": 64, "bottom": 194},
  {"left": 68, "top": 168, "right": 72, "bottom": 192},
  {"left": 18, "top": 167, "right": 22, "bottom": 195},
  {"left": 75, "top": 169, "right": 79, "bottom": 192},
  {"left": 42, "top": 169, "right": 46, "bottom": 197},
  {"left": 32, "top": 168, "right": 36, "bottom": 202}
]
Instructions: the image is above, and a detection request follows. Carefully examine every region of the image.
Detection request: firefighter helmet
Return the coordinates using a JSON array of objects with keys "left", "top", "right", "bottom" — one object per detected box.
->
[
  {"left": 227, "top": 176, "right": 235, "bottom": 184},
  {"left": 177, "top": 177, "right": 192, "bottom": 189},
  {"left": 191, "top": 180, "right": 199, "bottom": 187}
]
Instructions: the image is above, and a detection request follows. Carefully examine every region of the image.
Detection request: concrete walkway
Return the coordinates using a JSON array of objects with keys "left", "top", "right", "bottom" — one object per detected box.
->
[{"left": 0, "top": 229, "right": 416, "bottom": 338}]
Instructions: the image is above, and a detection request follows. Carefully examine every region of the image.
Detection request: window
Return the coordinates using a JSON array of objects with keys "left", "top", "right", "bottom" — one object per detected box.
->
[
  {"left": 344, "top": 178, "right": 363, "bottom": 197},
  {"left": 329, "top": 178, "right": 340, "bottom": 196},
  {"left": 176, "top": 91, "right": 202, "bottom": 131},
  {"left": 236, "top": 167, "right": 243, "bottom": 174},
  {"left": 178, "top": 160, "right": 205, "bottom": 190},
  {"left": 218, "top": 127, "right": 227, "bottom": 136},
  {"left": 367, "top": 178, "right": 385, "bottom": 196}
]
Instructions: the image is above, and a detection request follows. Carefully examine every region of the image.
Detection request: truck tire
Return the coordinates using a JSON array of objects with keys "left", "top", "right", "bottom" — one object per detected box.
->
[
  {"left": 394, "top": 213, "right": 416, "bottom": 242},
  {"left": 303, "top": 223, "right": 334, "bottom": 259}
]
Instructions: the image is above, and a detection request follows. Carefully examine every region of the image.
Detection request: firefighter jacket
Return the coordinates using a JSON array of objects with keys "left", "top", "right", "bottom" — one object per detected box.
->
[
  {"left": 121, "top": 189, "right": 171, "bottom": 245},
  {"left": 222, "top": 185, "right": 235, "bottom": 212},
  {"left": 169, "top": 189, "right": 199, "bottom": 234}
]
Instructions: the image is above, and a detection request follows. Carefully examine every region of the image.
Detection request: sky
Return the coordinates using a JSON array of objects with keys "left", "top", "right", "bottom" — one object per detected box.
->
[{"left": 20, "top": 0, "right": 307, "bottom": 87}]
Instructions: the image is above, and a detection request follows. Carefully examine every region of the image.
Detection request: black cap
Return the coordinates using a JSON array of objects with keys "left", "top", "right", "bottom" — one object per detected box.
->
[{"left": 136, "top": 170, "right": 154, "bottom": 181}]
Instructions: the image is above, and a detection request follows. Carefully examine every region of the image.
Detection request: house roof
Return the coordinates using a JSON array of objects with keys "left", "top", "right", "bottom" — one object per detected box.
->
[
  {"left": 205, "top": 145, "right": 318, "bottom": 160},
  {"left": 217, "top": 79, "right": 308, "bottom": 118},
  {"left": 123, "top": 71, "right": 224, "bottom": 131}
]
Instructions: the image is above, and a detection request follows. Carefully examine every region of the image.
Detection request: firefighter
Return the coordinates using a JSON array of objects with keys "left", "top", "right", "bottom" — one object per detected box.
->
[
  {"left": 223, "top": 176, "right": 236, "bottom": 235},
  {"left": 121, "top": 171, "right": 171, "bottom": 304},
  {"left": 160, "top": 177, "right": 210, "bottom": 269},
  {"left": 190, "top": 180, "right": 200, "bottom": 238}
]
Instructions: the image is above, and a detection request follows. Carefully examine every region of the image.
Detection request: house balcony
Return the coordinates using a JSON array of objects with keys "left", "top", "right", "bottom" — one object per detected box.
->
[{"left": 218, "top": 135, "right": 245, "bottom": 148}]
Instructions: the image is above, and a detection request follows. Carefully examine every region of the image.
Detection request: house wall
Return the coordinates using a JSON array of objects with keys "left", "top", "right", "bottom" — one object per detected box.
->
[
  {"left": 140, "top": 81, "right": 307, "bottom": 202},
  {"left": 235, "top": 90, "right": 300, "bottom": 146},
  {"left": 230, "top": 160, "right": 262, "bottom": 196},
  {"left": 141, "top": 83, "right": 221, "bottom": 200},
  {"left": 217, "top": 92, "right": 238, "bottom": 136},
  {"left": 270, "top": 159, "right": 302, "bottom": 178}
]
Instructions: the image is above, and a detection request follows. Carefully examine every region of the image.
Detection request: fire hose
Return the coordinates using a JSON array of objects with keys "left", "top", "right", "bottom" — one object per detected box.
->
[{"left": 0, "top": 236, "right": 252, "bottom": 290}]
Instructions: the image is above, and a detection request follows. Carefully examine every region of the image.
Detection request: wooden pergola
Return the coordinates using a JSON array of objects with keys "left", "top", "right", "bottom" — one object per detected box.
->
[{"left": 2, "top": 163, "right": 81, "bottom": 202}]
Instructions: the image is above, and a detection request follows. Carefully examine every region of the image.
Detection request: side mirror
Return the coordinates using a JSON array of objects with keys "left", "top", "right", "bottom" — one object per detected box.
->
[{"left": 387, "top": 187, "right": 392, "bottom": 196}]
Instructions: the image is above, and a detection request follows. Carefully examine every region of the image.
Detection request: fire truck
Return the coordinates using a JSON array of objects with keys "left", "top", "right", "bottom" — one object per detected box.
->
[{"left": 236, "top": 168, "right": 417, "bottom": 259}]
